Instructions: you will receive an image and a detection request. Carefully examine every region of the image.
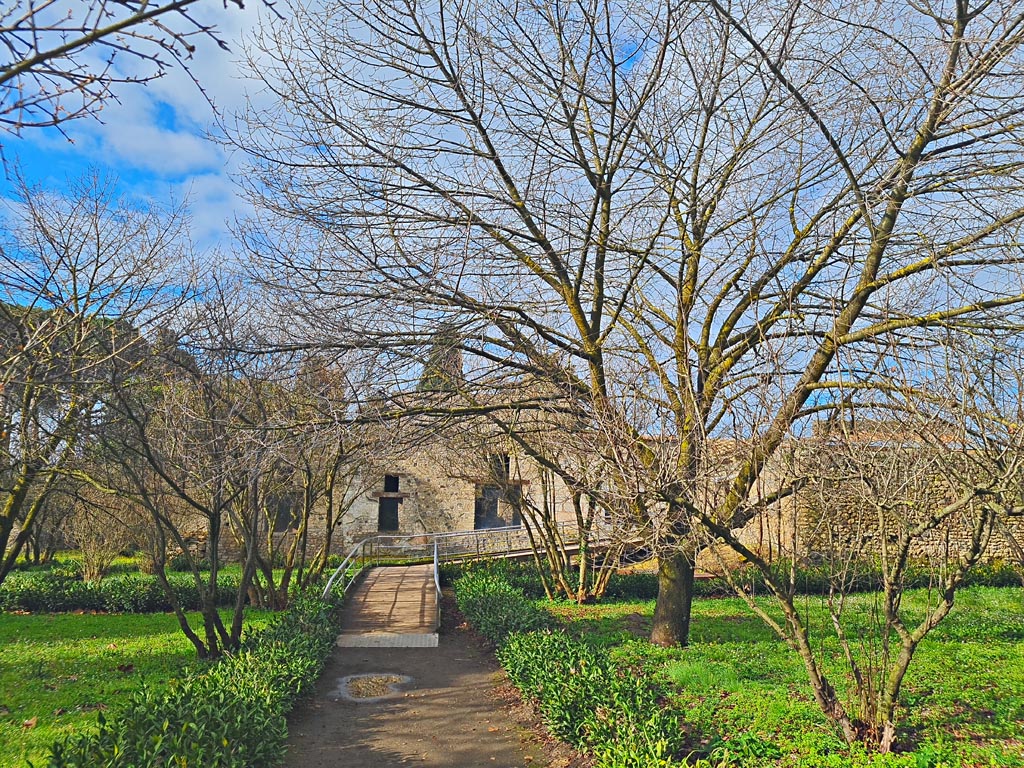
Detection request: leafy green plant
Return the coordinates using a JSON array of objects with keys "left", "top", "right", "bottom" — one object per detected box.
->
[
  {"left": 552, "top": 586, "right": 1024, "bottom": 767},
  {"left": 442, "top": 559, "right": 550, "bottom": 596},
  {"left": 453, "top": 569, "right": 555, "bottom": 645},
  {"left": 0, "top": 570, "right": 102, "bottom": 612},
  {"left": 457, "top": 570, "right": 682, "bottom": 767},
  {"left": 40, "top": 591, "right": 341, "bottom": 768},
  {"left": 167, "top": 553, "right": 211, "bottom": 572},
  {"left": 705, "top": 733, "right": 784, "bottom": 766},
  {"left": 0, "top": 610, "right": 277, "bottom": 767},
  {"left": 0, "top": 569, "right": 243, "bottom": 613},
  {"left": 447, "top": 557, "right": 1023, "bottom": 604},
  {"left": 498, "top": 629, "right": 682, "bottom": 767}
]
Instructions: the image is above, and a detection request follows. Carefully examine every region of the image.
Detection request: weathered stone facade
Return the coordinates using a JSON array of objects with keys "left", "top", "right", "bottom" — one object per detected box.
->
[
  {"left": 205, "top": 431, "right": 1024, "bottom": 568},
  {"left": 716, "top": 441, "right": 1024, "bottom": 567},
  {"left": 292, "top": 438, "right": 580, "bottom": 556}
]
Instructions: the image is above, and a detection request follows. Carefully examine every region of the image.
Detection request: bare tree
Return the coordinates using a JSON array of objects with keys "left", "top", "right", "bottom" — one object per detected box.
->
[
  {"left": 0, "top": 173, "right": 191, "bottom": 586},
  {"left": 95, "top": 280, "right": 282, "bottom": 657},
  {"left": 62, "top": 485, "right": 136, "bottom": 582},
  {"left": 263, "top": 354, "right": 385, "bottom": 593},
  {"left": 704, "top": 338, "right": 1024, "bottom": 750},
  {"left": 223, "top": 348, "right": 379, "bottom": 609},
  {"left": 0, "top": 0, "right": 250, "bottom": 133},
  {"left": 233, "top": 0, "right": 1024, "bottom": 747},
  {"left": 462, "top": 410, "right": 632, "bottom": 603}
]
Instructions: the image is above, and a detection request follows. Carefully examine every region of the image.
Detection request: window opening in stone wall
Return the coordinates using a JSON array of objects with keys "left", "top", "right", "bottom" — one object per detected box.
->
[
  {"left": 378, "top": 475, "right": 401, "bottom": 531},
  {"left": 474, "top": 453, "right": 525, "bottom": 529},
  {"left": 474, "top": 484, "right": 522, "bottom": 529},
  {"left": 489, "top": 453, "right": 511, "bottom": 481},
  {"left": 271, "top": 494, "right": 299, "bottom": 532}
]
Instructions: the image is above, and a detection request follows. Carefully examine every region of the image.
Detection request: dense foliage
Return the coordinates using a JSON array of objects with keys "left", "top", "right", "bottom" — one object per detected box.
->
[
  {"left": 456, "top": 564, "right": 1024, "bottom": 767},
  {"left": 0, "top": 566, "right": 243, "bottom": 613},
  {"left": 444, "top": 558, "right": 1023, "bottom": 602},
  {"left": 39, "top": 592, "right": 340, "bottom": 768},
  {"left": 1, "top": 611, "right": 269, "bottom": 766},
  {"left": 451, "top": 569, "right": 555, "bottom": 645},
  {"left": 548, "top": 589, "right": 1024, "bottom": 767},
  {"left": 500, "top": 631, "right": 682, "bottom": 768},
  {"left": 454, "top": 569, "right": 681, "bottom": 768}
]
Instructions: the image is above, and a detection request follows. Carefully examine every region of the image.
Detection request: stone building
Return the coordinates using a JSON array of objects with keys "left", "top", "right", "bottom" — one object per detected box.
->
[
  {"left": 708, "top": 437, "right": 1024, "bottom": 568},
  {"left": 280, "top": 434, "right": 581, "bottom": 557},
  {"left": 261, "top": 419, "right": 1024, "bottom": 567}
]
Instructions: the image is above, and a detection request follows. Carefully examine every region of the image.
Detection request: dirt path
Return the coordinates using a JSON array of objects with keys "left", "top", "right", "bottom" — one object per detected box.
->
[{"left": 283, "top": 614, "right": 548, "bottom": 768}]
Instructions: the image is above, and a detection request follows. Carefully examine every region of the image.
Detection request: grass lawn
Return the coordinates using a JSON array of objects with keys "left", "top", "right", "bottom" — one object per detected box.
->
[
  {"left": 0, "top": 610, "right": 275, "bottom": 768},
  {"left": 547, "top": 586, "right": 1024, "bottom": 767}
]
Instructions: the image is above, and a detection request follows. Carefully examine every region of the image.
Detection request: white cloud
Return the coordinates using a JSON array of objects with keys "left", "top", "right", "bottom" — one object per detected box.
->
[
  {"left": 4, "top": 0, "right": 277, "bottom": 250},
  {"left": 176, "top": 172, "right": 257, "bottom": 248}
]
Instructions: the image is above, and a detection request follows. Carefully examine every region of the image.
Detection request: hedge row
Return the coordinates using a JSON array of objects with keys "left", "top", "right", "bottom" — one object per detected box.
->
[
  {"left": 500, "top": 632, "right": 681, "bottom": 768},
  {"left": 0, "top": 570, "right": 243, "bottom": 613},
  {"left": 40, "top": 591, "right": 341, "bottom": 768},
  {"left": 452, "top": 570, "right": 555, "bottom": 645},
  {"left": 454, "top": 570, "right": 680, "bottom": 768},
  {"left": 445, "top": 557, "right": 1023, "bottom": 603}
]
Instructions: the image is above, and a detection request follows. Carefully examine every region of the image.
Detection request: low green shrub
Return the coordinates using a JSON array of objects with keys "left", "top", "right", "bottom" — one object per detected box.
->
[
  {"left": 960, "top": 558, "right": 1023, "bottom": 588},
  {"left": 168, "top": 572, "right": 244, "bottom": 611},
  {"left": 324, "top": 553, "right": 347, "bottom": 572},
  {"left": 703, "top": 732, "right": 784, "bottom": 765},
  {"left": 10, "top": 558, "right": 83, "bottom": 576},
  {"left": 167, "top": 553, "right": 212, "bottom": 572},
  {"left": 604, "top": 572, "right": 660, "bottom": 600},
  {"left": 41, "top": 591, "right": 341, "bottom": 768},
  {"left": 0, "top": 570, "right": 243, "bottom": 613},
  {"left": 453, "top": 569, "right": 555, "bottom": 645},
  {"left": 448, "top": 557, "right": 1024, "bottom": 603},
  {"left": 0, "top": 570, "right": 103, "bottom": 612},
  {"left": 442, "top": 559, "right": 549, "bottom": 596},
  {"left": 499, "top": 630, "right": 681, "bottom": 767},
  {"left": 97, "top": 574, "right": 170, "bottom": 613},
  {"left": 457, "top": 570, "right": 681, "bottom": 768}
]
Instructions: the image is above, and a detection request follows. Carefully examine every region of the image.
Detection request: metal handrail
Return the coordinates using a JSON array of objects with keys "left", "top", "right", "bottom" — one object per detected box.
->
[
  {"left": 321, "top": 520, "right": 618, "bottom": 600},
  {"left": 432, "top": 541, "right": 441, "bottom": 630},
  {"left": 320, "top": 539, "right": 368, "bottom": 600}
]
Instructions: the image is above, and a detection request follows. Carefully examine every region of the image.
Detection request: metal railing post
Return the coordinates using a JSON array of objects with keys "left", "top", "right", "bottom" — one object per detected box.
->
[{"left": 432, "top": 540, "right": 442, "bottom": 630}]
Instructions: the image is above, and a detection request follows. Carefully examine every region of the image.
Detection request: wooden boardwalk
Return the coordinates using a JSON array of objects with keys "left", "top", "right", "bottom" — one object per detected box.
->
[{"left": 336, "top": 565, "right": 439, "bottom": 648}]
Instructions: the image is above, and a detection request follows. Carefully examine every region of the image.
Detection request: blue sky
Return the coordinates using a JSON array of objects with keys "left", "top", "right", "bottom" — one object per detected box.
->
[{"left": 0, "top": 1, "right": 267, "bottom": 250}]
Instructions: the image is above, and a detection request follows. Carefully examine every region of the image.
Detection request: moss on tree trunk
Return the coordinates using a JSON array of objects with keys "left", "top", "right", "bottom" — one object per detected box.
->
[{"left": 650, "top": 549, "right": 695, "bottom": 647}]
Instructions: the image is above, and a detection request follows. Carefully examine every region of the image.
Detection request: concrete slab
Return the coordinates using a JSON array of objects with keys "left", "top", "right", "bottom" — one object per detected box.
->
[{"left": 336, "top": 632, "right": 439, "bottom": 648}]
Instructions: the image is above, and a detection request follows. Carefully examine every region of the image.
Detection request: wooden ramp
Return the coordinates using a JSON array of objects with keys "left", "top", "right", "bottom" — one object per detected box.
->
[{"left": 336, "top": 565, "right": 439, "bottom": 648}]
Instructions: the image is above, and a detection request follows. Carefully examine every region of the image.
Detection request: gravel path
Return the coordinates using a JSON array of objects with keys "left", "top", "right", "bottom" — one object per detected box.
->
[{"left": 282, "top": 614, "right": 545, "bottom": 768}]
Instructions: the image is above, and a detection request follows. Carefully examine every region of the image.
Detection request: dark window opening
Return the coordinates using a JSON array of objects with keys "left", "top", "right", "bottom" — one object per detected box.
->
[
  {"left": 378, "top": 498, "right": 400, "bottom": 531},
  {"left": 507, "top": 486, "right": 522, "bottom": 527},
  {"left": 474, "top": 484, "right": 522, "bottom": 529},
  {"left": 378, "top": 475, "right": 402, "bottom": 531},
  {"left": 272, "top": 494, "right": 298, "bottom": 532},
  {"left": 488, "top": 454, "right": 510, "bottom": 481}
]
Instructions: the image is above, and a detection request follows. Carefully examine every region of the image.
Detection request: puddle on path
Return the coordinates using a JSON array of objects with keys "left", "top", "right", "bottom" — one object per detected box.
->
[{"left": 329, "top": 673, "right": 414, "bottom": 703}]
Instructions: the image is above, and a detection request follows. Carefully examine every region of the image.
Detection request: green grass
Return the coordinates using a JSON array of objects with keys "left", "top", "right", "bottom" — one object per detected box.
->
[
  {"left": 0, "top": 610, "right": 275, "bottom": 768},
  {"left": 548, "top": 587, "right": 1024, "bottom": 767}
]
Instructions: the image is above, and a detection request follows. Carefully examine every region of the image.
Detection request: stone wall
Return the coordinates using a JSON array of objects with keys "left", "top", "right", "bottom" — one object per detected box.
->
[
  {"left": 797, "top": 498, "right": 1024, "bottom": 564},
  {"left": 242, "top": 437, "right": 580, "bottom": 559}
]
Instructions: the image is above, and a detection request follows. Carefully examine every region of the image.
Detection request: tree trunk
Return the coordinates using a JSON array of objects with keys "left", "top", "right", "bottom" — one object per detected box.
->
[{"left": 651, "top": 549, "right": 695, "bottom": 646}]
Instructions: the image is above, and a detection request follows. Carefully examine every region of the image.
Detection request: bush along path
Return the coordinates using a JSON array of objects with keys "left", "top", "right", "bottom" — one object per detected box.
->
[
  {"left": 1, "top": 565, "right": 245, "bottom": 613},
  {"left": 453, "top": 570, "right": 683, "bottom": 768},
  {"left": 37, "top": 592, "right": 342, "bottom": 768}
]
